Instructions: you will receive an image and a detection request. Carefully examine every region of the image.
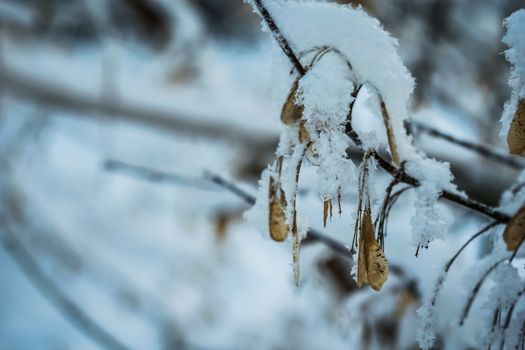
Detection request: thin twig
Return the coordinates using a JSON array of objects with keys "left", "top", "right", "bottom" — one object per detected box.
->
[
  {"left": 105, "top": 159, "right": 221, "bottom": 191},
  {"left": 444, "top": 222, "right": 500, "bottom": 272},
  {"left": 372, "top": 152, "right": 511, "bottom": 222},
  {"left": 411, "top": 120, "right": 524, "bottom": 170},
  {"left": 0, "top": 66, "right": 276, "bottom": 149},
  {"left": 252, "top": 0, "right": 305, "bottom": 76},
  {"left": 459, "top": 258, "right": 507, "bottom": 326}
]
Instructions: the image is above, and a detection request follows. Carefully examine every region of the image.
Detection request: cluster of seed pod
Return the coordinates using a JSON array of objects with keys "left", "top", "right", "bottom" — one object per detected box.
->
[{"left": 266, "top": 48, "right": 393, "bottom": 290}]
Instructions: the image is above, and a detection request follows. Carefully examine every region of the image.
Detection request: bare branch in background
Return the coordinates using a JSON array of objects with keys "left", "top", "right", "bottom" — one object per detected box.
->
[
  {"left": 0, "top": 219, "right": 133, "bottom": 350},
  {"left": 410, "top": 120, "right": 524, "bottom": 169},
  {"left": 0, "top": 66, "right": 277, "bottom": 150}
]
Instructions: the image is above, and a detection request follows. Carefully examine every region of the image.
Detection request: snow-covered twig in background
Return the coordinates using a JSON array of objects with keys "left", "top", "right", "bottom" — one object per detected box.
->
[{"left": 411, "top": 120, "right": 525, "bottom": 169}]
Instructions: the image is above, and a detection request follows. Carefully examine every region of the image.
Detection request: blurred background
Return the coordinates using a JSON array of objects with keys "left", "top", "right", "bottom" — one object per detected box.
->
[{"left": 0, "top": 0, "right": 523, "bottom": 349}]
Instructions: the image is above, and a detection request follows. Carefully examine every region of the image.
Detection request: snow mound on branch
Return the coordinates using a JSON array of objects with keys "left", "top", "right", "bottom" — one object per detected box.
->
[
  {"left": 406, "top": 157, "right": 454, "bottom": 247},
  {"left": 260, "top": 0, "right": 416, "bottom": 158},
  {"left": 501, "top": 9, "right": 525, "bottom": 138},
  {"left": 296, "top": 54, "right": 356, "bottom": 200}
]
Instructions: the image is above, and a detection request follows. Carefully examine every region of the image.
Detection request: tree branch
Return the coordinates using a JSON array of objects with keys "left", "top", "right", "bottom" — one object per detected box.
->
[
  {"left": 103, "top": 159, "right": 353, "bottom": 257},
  {"left": 0, "top": 66, "right": 277, "bottom": 150},
  {"left": 250, "top": 0, "right": 512, "bottom": 224},
  {"left": 410, "top": 120, "right": 524, "bottom": 170},
  {"left": 252, "top": 0, "right": 305, "bottom": 76}
]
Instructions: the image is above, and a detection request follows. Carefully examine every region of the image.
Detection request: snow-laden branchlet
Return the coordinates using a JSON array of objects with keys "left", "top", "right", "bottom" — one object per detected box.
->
[
  {"left": 501, "top": 10, "right": 525, "bottom": 139},
  {"left": 246, "top": 0, "right": 457, "bottom": 290},
  {"left": 406, "top": 157, "right": 454, "bottom": 248},
  {"left": 296, "top": 54, "right": 356, "bottom": 201},
  {"left": 480, "top": 263, "right": 522, "bottom": 349}
]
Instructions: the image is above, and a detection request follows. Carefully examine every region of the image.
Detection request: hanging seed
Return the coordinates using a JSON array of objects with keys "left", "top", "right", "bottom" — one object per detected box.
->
[
  {"left": 323, "top": 199, "right": 330, "bottom": 228},
  {"left": 380, "top": 99, "right": 400, "bottom": 166},
  {"left": 322, "top": 199, "right": 333, "bottom": 228},
  {"left": 268, "top": 176, "right": 288, "bottom": 242},
  {"left": 357, "top": 202, "right": 389, "bottom": 291},
  {"left": 508, "top": 99, "right": 525, "bottom": 155},
  {"left": 298, "top": 120, "right": 310, "bottom": 144},
  {"left": 281, "top": 77, "right": 304, "bottom": 125},
  {"left": 503, "top": 205, "right": 525, "bottom": 251},
  {"left": 357, "top": 207, "right": 369, "bottom": 288}
]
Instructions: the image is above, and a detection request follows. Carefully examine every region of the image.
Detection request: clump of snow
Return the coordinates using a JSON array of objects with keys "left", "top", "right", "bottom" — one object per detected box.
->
[
  {"left": 352, "top": 86, "right": 389, "bottom": 150},
  {"left": 487, "top": 263, "right": 521, "bottom": 309},
  {"left": 296, "top": 54, "right": 356, "bottom": 200},
  {"left": 500, "top": 9, "right": 525, "bottom": 139},
  {"left": 280, "top": 142, "right": 307, "bottom": 232},
  {"left": 296, "top": 54, "right": 354, "bottom": 127},
  {"left": 406, "top": 157, "right": 455, "bottom": 247},
  {"left": 243, "top": 168, "right": 272, "bottom": 239},
  {"left": 416, "top": 292, "right": 438, "bottom": 350},
  {"left": 479, "top": 263, "right": 523, "bottom": 349}
]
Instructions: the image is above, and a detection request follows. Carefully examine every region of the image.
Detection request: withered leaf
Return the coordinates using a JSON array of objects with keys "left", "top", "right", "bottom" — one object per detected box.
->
[
  {"left": 268, "top": 176, "right": 288, "bottom": 242},
  {"left": 508, "top": 99, "right": 525, "bottom": 155},
  {"left": 281, "top": 78, "right": 304, "bottom": 125},
  {"left": 503, "top": 205, "right": 525, "bottom": 251},
  {"left": 357, "top": 204, "right": 389, "bottom": 291}
]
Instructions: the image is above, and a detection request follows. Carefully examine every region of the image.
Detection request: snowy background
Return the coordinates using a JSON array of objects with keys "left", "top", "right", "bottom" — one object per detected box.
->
[{"left": 0, "top": 1, "right": 524, "bottom": 349}]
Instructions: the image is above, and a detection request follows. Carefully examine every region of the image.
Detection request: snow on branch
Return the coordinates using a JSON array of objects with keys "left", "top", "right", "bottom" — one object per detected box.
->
[{"left": 245, "top": 0, "right": 465, "bottom": 288}]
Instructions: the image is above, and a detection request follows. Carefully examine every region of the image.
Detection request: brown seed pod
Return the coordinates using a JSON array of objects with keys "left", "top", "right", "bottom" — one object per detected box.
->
[
  {"left": 357, "top": 203, "right": 389, "bottom": 291},
  {"left": 503, "top": 205, "right": 525, "bottom": 251},
  {"left": 298, "top": 120, "right": 310, "bottom": 144},
  {"left": 322, "top": 199, "right": 333, "bottom": 228},
  {"left": 268, "top": 176, "right": 288, "bottom": 242},
  {"left": 380, "top": 99, "right": 400, "bottom": 166},
  {"left": 281, "top": 78, "right": 304, "bottom": 125},
  {"left": 508, "top": 99, "right": 525, "bottom": 155}
]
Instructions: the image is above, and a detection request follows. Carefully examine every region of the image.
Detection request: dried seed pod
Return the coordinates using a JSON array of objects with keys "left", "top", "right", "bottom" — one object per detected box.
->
[
  {"left": 357, "top": 203, "right": 389, "bottom": 291},
  {"left": 298, "top": 120, "right": 310, "bottom": 144},
  {"left": 323, "top": 199, "right": 332, "bottom": 228},
  {"left": 366, "top": 235, "right": 389, "bottom": 291},
  {"left": 281, "top": 78, "right": 304, "bottom": 125},
  {"left": 508, "top": 99, "right": 525, "bottom": 155},
  {"left": 503, "top": 205, "right": 525, "bottom": 251},
  {"left": 380, "top": 99, "right": 400, "bottom": 166},
  {"left": 356, "top": 208, "right": 369, "bottom": 288},
  {"left": 268, "top": 176, "right": 288, "bottom": 242}
]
